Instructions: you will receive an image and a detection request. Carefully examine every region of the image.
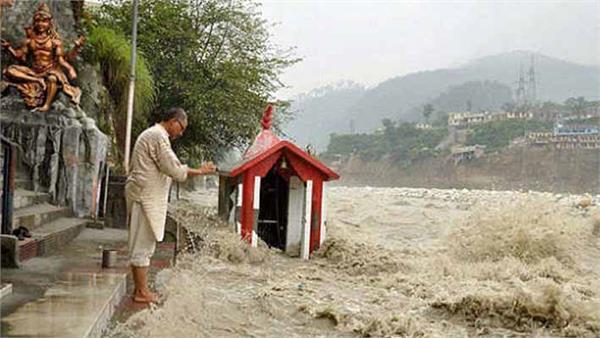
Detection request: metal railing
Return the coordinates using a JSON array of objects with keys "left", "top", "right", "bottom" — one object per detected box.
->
[{"left": 1, "top": 135, "right": 19, "bottom": 235}]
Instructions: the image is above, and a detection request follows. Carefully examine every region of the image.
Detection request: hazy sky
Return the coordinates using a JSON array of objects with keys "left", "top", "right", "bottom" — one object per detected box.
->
[{"left": 260, "top": 0, "right": 600, "bottom": 99}]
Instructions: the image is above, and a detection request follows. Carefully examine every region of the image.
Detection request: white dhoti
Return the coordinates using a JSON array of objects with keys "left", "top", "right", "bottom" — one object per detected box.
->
[{"left": 128, "top": 201, "right": 157, "bottom": 267}]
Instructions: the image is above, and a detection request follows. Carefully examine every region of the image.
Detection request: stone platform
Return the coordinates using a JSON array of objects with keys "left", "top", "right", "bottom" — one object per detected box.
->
[
  {"left": 1, "top": 228, "right": 128, "bottom": 337},
  {"left": 1, "top": 226, "right": 178, "bottom": 337},
  {"left": 0, "top": 94, "right": 109, "bottom": 219}
]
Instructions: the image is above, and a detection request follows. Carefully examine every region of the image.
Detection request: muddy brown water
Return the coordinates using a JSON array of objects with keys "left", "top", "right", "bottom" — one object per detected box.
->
[{"left": 110, "top": 187, "right": 600, "bottom": 337}]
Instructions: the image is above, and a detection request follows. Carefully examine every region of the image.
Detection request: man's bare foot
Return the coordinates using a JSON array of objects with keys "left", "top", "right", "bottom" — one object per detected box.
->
[{"left": 132, "top": 289, "right": 159, "bottom": 303}]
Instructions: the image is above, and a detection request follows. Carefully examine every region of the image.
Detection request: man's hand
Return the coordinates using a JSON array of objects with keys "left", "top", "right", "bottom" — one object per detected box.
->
[
  {"left": 74, "top": 36, "right": 86, "bottom": 48},
  {"left": 188, "top": 161, "right": 217, "bottom": 176},
  {"left": 201, "top": 161, "right": 217, "bottom": 175},
  {"left": 67, "top": 68, "right": 77, "bottom": 80}
]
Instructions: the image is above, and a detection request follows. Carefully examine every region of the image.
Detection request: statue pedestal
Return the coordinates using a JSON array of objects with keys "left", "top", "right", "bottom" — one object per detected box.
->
[{"left": 0, "top": 94, "right": 109, "bottom": 218}]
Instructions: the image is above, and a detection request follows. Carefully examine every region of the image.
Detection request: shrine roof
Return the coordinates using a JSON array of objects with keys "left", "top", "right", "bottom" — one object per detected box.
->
[{"left": 218, "top": 105, "right": 339, "bottom": 181}]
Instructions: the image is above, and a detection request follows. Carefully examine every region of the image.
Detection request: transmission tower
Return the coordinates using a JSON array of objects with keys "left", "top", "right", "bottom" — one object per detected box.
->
[
  {"left": 515, "top": 63, "right": 526, "bottom": 107},
  {"left": 527, "top": 55, "right": 537, "bottom": 104}
]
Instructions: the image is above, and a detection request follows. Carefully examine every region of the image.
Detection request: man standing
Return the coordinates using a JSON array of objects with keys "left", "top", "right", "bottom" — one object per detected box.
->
[{"left": 126, "top": 107, "right": 215, "bottom": 303}]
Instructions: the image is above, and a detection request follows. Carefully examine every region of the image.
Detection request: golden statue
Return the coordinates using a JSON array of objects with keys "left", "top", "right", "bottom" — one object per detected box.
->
[{"left": 1, "top": 2, "right": 83, "bottom": 112}]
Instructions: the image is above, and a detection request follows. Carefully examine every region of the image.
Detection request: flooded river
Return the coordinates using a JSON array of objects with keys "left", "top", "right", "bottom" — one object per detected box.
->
[{"left": 111, "top": 187, "right": 600, "bottom": 337}]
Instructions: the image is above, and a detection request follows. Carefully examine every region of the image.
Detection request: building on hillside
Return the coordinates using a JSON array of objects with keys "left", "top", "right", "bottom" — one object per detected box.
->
[
  {"left": 506, "top": 110, "right": 533, "bottom": 119},
  {"left": 554, "top": 124, "right": 600, "bottom": 135},
  {"left": 448, "top": 109, "right": 534, "bottom": 128},
  {"left": 526, "top": 123, "right": 600, "bottom": 149},
  {"left": 450, "top": 145, "right": 486, "bottom": 165},
  {"left": 526, "top": 132, "right": 554, "bottom": 146},
  {"left": 415, "top": 122, "right": 432, "bottom": 130},
  {"left": 563, "top": 113, "right": 600, "bottom": 121},
  {"left": 448, "top": 112, "right": 493, "bottom": 127}
]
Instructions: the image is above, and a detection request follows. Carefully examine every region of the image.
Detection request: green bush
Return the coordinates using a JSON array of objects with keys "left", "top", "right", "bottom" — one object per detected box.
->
[
  {"left": 85, "top": 26, "right": 156, "bottom": 167},
  {"left": 467, "top": 119, "right": 552, "bottom": 151},
  {"left": 324, "top": 121, "right": 448, "bottom": 165}
]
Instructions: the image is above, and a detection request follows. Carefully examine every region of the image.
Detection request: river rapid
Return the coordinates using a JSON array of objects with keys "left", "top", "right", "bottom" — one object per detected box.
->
[{"left": 111, "top": 187, "right": 600, "bottom": 337}]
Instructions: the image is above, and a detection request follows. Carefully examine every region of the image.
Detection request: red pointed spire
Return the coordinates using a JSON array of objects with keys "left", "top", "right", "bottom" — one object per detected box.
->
[
  {"left": 242, "top": 104, "right": 279, "bottom": 160},
  {"left": 261, "top": 105, "right": 273, "bottom": 130}
]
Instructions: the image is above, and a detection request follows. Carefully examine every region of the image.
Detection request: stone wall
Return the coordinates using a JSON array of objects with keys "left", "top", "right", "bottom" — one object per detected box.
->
[{"left": 0, "top": 95, "right": 109, "bottom": 217}]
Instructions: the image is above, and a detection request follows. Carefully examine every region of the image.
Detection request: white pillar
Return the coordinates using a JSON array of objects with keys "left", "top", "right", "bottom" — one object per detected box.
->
[
  {"left": 301, "top": 180, "right": 313, "bottom": 260},
  {"left": 235, "top": 183, "right": 243, "bottom": 235},
  {"left": 286, "top": 176, "right": 304, "bottom": 255},
  {"left": 320, "top": 181, "right": 328, "bottom": 246},
  {"left": 251, "top": 176, "right": 261, "bottom": 248}
]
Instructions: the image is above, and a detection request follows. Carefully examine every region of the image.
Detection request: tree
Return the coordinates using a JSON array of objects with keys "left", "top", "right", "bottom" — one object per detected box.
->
[
  {"left": 564, "top": 96, "right": 587, "bottom": 118},
  {"left": 85, "top": 26, "right": 156, "bottom": 166},
  {"left": 93, "top": 0, "right": 299, "bottom": 161},
  {"left": 467, "top": 119, "right": 552, "bottom": 150},
  {"left": 422, "top": 103, "right": 434, "bottom": 123}
]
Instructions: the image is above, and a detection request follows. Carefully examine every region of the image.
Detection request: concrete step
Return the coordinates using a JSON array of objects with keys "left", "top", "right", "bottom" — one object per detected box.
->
[
  {"left": 1, "top": 272, "right": 126, "bottom": 338},
  {"left": 16, "top": 169, "right": 30, "bottom": 181},
  {"left": 14, "top": 189, "right": 51, "bottom": 209},
  {"left": 13, "top": 203, "right": 72, "bottom": 231},
  {"left": 0, "top": 283, "right": 12, "bottom": 300},
  {"left": 18, "top": 217, "right": 88, "bottom": 262},
  {"left": 15, "top": 178, "right": 33, "bottom": 190}
]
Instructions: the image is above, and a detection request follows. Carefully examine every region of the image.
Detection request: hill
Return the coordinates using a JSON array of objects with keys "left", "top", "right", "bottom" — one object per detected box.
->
[
  {"left": 285, "top": 51, "right": 600, "bottom": 150},
  {"left": 284, "top": 80, "right": 366, "bottom": 150}
]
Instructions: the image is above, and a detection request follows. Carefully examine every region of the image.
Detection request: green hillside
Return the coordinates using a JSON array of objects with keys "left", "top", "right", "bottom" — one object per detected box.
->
[{"left": 286, "top": 51, "right": 600, "bottom": 150}]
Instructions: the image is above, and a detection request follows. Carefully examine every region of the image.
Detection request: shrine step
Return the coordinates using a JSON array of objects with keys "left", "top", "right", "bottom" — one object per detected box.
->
[
  {"left": 14, "top": 189, "right": 51, "bottom": 209},
  {"left": 12, "top": 203, "right": 72, "bottom": 231},
  {"left": 18, "top": 217, "right": 88, "bottom": 262},
  {"left": 14, "top": 178, "right": 33, "bottom": 191},
  {"left": 0, "top": 283, "right": 12, "bottom": 300}
]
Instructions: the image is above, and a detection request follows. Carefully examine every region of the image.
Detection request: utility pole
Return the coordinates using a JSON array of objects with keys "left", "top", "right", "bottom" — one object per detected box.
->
[{"left": 124, "top": 0, "right": 139, "bottom": 174}]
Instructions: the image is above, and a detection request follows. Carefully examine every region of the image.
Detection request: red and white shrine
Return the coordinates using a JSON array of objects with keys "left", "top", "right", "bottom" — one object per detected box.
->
[{"left": 218, "top": 105, "right": 339, "bottom": 259}]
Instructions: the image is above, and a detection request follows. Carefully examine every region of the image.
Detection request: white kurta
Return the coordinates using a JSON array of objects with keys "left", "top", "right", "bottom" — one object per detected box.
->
[{"left": 125, "top": 124, "right": 188, "bottom": 241}]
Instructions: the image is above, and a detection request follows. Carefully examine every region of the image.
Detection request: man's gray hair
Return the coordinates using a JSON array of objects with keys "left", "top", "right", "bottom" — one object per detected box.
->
[{"left": 161, "top": 107, "right": 187, "bottom": 122}]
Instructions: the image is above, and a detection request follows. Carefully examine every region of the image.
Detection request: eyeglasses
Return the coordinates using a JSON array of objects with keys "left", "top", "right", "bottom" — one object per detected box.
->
[{"left": 175, "top": 119, "right": 186, "bottom": 131}]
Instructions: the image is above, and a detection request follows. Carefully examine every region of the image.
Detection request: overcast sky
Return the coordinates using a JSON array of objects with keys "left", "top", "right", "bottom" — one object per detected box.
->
[{"left": 259, "top": 0, "right": 600, "bottom": 99}]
